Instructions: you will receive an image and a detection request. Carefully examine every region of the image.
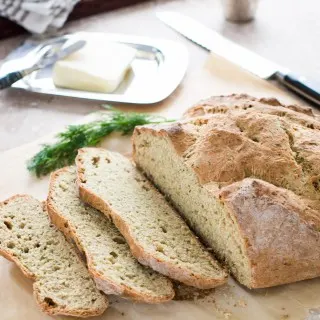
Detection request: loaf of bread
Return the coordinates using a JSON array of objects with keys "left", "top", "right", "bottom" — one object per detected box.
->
[
  {"left": 47, "top": 167, "right": 174, "bottom": 303},
  {"left": 75, "top": 148, "right": 227, "bottom": 289},
  {"left": 132, "top": 94, "right": 320, "bottom": 288},
  {"left": 0, "top": 195, "right": 108, "bottom": 317}
]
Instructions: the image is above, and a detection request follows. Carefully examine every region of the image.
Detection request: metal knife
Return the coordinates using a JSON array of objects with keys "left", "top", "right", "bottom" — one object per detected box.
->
[
  {"left": 0, "top": 39, "right": 86, "bottom": 90},
  {"left": 157, "top": 11, "right": 320, "bottom": 107}
]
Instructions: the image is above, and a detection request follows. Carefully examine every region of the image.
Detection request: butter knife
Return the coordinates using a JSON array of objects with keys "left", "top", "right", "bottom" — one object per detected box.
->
[
  {"left": 157, "top": 11, "right": 320, "bottom": 107},
  {"left": 0, "top": 39, "right": 86, "bottom": 90}
]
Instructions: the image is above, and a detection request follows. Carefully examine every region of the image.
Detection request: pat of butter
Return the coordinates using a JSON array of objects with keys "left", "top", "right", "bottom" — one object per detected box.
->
[{"left": 52, "top": 41, "right": 136, "bottom": 93}]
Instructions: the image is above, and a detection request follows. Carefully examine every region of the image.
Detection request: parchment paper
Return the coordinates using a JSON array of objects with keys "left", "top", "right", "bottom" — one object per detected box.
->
[{"left": 0, "top": 53, "right": 319, "bottom": 320}]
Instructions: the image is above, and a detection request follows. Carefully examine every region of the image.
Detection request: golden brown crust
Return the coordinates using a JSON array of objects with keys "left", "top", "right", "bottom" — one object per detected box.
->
[
  {"left": 219, "top": 178, "right": 320, "bottom": 288},
  {"left": 133, "top": 94, "right": 320, "bottom": 288},
  {"left": 76, "top": 148, "right": 227, "bottom": 289},
  {"left": 34, "top": 284, "right": 106, "bottom": 318},
  {"left": 0, "top": 247, "right": 36, "bottom": 279},
  {"left": 184, "top": 93, "right": 315, "bottom": 118},
  {"left": 0, "top": 194, "right": 107, "bottom": 318},
  {"left": 48, "top": 167, "right": 175, "bottom": 303},
  {"left": 136, "top": 95, "right": 320, "bottom": 204}
]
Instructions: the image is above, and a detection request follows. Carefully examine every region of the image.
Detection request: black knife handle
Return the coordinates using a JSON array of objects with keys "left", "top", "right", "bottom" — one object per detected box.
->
[
  {"left": 276, "top": 72, "right": 320, "bottom": 107},
  {"left": 0, "top": 66, "right": 38, "bottom": 90},
  {"left": 0, "top": 71, "right": 27, "bottom": 90}
]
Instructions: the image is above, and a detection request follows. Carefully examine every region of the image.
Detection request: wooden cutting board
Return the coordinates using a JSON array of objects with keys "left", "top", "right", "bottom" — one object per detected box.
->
[{"left": 0, "top": 54, "right": 319, "bottom": 320}]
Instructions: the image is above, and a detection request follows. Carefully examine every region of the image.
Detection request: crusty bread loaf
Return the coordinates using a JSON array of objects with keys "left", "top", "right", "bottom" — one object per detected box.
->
[
  {"left": 47, "top": 167, "right": 174, "bottom": 303},
  {"left": 75, "top": 148, "right": 227, "bottom": 289},
  {"left": 0, "top": 195, "right": 108, "bottom": 317},
  {"left": 132, "top": 94, "right": 320, "bottom": 288}
]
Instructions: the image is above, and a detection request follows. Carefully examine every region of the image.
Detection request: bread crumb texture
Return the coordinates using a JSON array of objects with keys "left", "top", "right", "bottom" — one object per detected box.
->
[
  {"left": 173, "top": 281, "right": 214, "bottom": 301},
  {"left": 0, "top": 195, "right": 107, "bottom": 317},
  {"left": 48, "top": 167, "right": 174, "bottom": 303},
  {"left": 133, "top": 94, "right": 320, "bottom": 288},
  {"left": 76, "top": 148, "right": 227, "bottom": 289}
]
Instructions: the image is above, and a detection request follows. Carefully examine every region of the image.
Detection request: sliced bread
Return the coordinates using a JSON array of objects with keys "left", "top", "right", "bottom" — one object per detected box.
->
[
  {"left": 0, "top": 195, "right": 107, "bottom": 317},
  {"left": 47, "top": 166, "right": 174, "bottom": 303},
  {"left": 132, "top": 94, "right": 320, "bottom": 288},
  {"left": 75, "top": 148, "right": 227, "bottom": 289}
]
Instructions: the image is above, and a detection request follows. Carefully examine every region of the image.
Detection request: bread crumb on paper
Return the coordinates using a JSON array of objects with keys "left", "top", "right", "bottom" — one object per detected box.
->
[
  {"left": 173, "top": 281, "right": 215, "bottom": 301},
  {"left": 236, "top": 298, "right": 247, "bottom": 308}
]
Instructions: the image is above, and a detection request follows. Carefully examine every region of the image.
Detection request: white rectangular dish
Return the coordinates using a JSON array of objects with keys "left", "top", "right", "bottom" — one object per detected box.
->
[{"left": 0, "top": 32, "right": 188, "bottom": 104}]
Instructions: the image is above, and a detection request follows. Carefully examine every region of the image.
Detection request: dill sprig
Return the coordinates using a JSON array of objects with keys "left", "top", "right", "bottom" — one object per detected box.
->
[{"left": 27, "top": 107, "right": 175, "bottom": 177}]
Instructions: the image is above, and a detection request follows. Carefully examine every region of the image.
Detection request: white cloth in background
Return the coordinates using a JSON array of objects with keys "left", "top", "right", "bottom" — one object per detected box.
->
[{"left": 0, "top": 0, "right": 80, "bottom": 34}]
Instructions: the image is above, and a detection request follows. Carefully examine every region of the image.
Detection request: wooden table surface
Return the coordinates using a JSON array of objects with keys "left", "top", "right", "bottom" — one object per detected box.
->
[{"left": 0, "top": 0, "right": 319, "bottom": 152}]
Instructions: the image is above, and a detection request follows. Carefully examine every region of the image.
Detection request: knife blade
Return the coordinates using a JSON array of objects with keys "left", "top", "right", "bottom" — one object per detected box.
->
[
  {"left": 157, "top": 11, "right": 320, "bottom": 106},
  {"left": 0, "top": 39, "right": 86, "bottom": 90},
  {"left": 37, "top": 39, "right": 86, "bottom": 69}
]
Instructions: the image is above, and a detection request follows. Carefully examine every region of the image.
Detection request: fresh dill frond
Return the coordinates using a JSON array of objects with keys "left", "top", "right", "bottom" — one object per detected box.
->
[{"left": 27, "top": 108, "right": 175, "bottom": 177}]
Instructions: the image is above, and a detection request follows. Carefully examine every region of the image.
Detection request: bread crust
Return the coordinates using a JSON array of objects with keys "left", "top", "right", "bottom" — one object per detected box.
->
[
  {"left": 76, "top": 148, "right": 227, "bottom": 289},
  {"left": 184, "top": 93, "right": 315, "bottom": 118},
  {"left": 132, "top": 94, "right": 320, "bottom": 288},
  {"left": 47, "top": 167, "right": 175, "bottom": 303},
  {"left": 0, "top": 194, "right": 108, "bottom": 317},
  {"left": 219, "top": 178, "right": 320, "bottom": 288},
  {"left": 33, "top": 284, "right": 106, "bottom": 318}
]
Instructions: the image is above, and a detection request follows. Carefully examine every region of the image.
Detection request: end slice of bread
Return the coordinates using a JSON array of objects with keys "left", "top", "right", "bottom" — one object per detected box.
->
[
  {"left": 75, "top": 148, "right": 228, "bottom": 289},
  {"left": 0, "top": 195, "right": 108, "bottom": 317},
  {"left": 47, "top": 167, "right": 174, "bottom": 303}
]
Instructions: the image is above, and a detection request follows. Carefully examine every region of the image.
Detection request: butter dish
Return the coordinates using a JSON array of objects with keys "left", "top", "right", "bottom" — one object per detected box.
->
[{"left": 0, "top": 32, "right": 188, "bottom": 104}]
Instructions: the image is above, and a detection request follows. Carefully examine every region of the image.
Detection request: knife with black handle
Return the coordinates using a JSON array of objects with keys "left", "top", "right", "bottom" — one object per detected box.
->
[
  {"left": 0, "top": 39, "right": 86, "bottom": 90},
  {"left": 0, "top": 66, "right": 39, "bottom": 90},
  {"left": 275, "top": 72, "right": 320, "bottom": 106},
  {"left": 157, "top": 11, "right": 320, "bottom": 107}
]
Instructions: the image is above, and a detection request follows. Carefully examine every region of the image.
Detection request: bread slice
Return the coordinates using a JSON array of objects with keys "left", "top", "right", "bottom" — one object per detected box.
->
[
  {"left": 0, "top": 195, "right": 107, "bottom": 317},
  {"left": 75, "top": 148, "right": 227, "bottom": 289},
  {"left": 132, "top": 94, "right": 320, "bottom": 288},
  {"left": 47, "top": 166, "right": 174, "bottom": 303}
]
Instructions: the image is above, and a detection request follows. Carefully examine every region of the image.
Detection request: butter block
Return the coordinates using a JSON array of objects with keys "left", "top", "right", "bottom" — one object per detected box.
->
[{"left": 52, "top": 41, "right": 136, "bottom": 93}]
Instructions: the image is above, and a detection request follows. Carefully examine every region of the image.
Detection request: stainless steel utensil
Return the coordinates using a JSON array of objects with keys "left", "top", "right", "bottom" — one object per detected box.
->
[
  {"left": 0, "top": 32, "right": 188, "bottom": 104},
  {"left": 0, "top": 39, "right": 86, "bottom": 90},
  {"left": 157, "top": 11, "right": 320, "bottom": 107}
]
